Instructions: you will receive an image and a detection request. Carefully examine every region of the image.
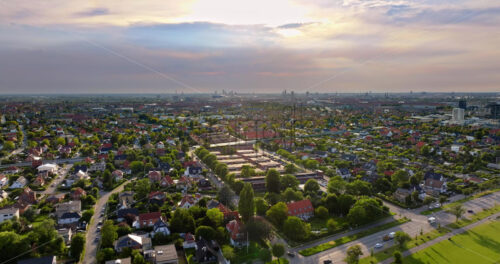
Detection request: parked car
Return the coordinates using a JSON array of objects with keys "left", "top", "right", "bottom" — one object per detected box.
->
[
  {"left": 323, "top": 260, "right": 332, "bottom": 264},
  {"left": 428, "top": 217, "right": 437, "bottom": 224},
  {"left": 374, "top": 243, "right": 384, "bottom": 249},
  {"left": 287, "top": 252, "right": 296, "bottom": 257},
  {"left": 467, "top": 210, "right": 474, "bottom": 214}
]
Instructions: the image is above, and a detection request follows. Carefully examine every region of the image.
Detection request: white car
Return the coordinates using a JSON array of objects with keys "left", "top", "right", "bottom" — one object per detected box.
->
[
  {"left": 388, "top": 232, "right": 396, "bottom": 239},
  {"left": 374, "top": 243, "right": 384, "bottom": 249}
]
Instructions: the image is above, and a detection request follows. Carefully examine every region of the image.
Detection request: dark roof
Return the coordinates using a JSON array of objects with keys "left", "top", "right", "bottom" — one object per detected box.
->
[
  {"left": 60, "top": 212, "right": 81, "bottom": 219},
  {"left": 117, "top": 208, "right": 139, "bottom": 218},
  {"left": 18, "top": 256, "right": 56, "bottom": 264},
  {"left": 424, "top": 171, "right": 442, "bottom": 180}
]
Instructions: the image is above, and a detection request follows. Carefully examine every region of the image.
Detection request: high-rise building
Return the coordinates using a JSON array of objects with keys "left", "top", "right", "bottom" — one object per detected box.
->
[
  {"left": 458, "top": 100, "right": 467, "bottom": 110},
  {"left": 487, "top": 102, "right": 500, "bottom": 119},
  {"left": 452, "top": 108, "right": 464, "bottom": 122}
]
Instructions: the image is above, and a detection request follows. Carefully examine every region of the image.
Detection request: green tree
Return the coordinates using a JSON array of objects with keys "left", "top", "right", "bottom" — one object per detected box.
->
[
  {"left": 394, "top": 231, "right": 411, "bottom": 249},
  {"left": 345, "top": 245, "right": 363, "bottom": 264},
  {"left": 266, "top": 202, "right": 288, "bottom": 227},
  {"left": 255, "top": 197, "right": 269, "bottom": 216},
  {"left": 222, "top": 245, "right": 236, "bottom": 262},
  {"left": 304, "top": 179, "right": 320, "bottom": 195},
  {"left": 70, "top": 233, "right": 86, "bottom": 260},
  {"left": 450, "top": 204, "right": 465, "bottom": 222},
  {"left": 272, "top": 243, "right": 285, "bottom": 263},
  {"left": 217, "top": 185, "right": 235, "bottom": 208},
  {"left": 259, "top": 248, "right": 272, "bottom": 262},
  {"left": 283, "top": 187, "right": 303, "bottom": 202},
  {"left": 0, "top": 232, "right": 30, "bottom": 264},
  {"left": 170, "top": 208, "right": 196, "bottom": 233},
  {"left": 265, "top": 169, "right": 281, "bottom": 193},
  {"left": 130, "top": 161, "right": 144, "bottom": 174},
  {"left": 284, "top": 163, "right": 298, "bottom": 174},
  {"left": 101, "top": 220, "right": 118, "bottom": 248},
  {"left": 206, "top": 208, "right": 224, "bottom": 227},
  {"left": 328, "top": 176, "right": 346, "bottom": 195},
  {"left": 3, "top": 141, "right": 15, "bottom": 151},
  {"left": 135, "top": 178, "right": 151, "bottom": 200},
  {"left": 393, "top": 250, "right": 402, "bottom": 264},
  {"left": 315, "top": 206, "right": 329, "bottom": 219},
  {"left": 195, "top": 225, "right": 216, "bottom": 241},
  {"left": 97, "top": 248, "right": 116, "bottom": 263},
  {"left": 280, "top": 174, "right": 299, "bottom": 190},
  {"left": 326, "top": 218, "right": 337, "bottom": 232},
  {"left": 347, "top": 205, "right": 366, "bottom": 226},
  {"left": 283, "top": 216, "right": 310, "bottom": 241},
  {"left": 238, "top": 183, "right": 255, "bottom": 222}
]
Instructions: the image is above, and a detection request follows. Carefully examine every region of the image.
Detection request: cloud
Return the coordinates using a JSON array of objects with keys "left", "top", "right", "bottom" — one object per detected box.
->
[
  {"left": 74, "top": 7, "right": 110, "bottom": 17},
  {"left": 277, "top": 22, "right": 317, "bottom": 29}
]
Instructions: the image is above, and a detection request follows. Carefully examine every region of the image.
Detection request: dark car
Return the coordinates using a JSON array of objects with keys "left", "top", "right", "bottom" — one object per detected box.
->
[
  {"left": 287, "top": 252, "right": 295, "bottom": 257},
  {"left": 323, "top": 260, "right": 332, "bottom": 264},
  {"left": 467, "top": 210, "right": 474, "bottom": 213}
]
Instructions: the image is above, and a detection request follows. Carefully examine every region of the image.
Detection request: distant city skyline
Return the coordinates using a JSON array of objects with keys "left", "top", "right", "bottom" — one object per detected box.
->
[{"left": 0, "top": 0, "right": 499, "bottom": 94}]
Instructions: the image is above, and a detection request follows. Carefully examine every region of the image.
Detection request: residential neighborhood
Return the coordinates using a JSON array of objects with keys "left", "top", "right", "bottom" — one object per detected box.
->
[{"left": 0, "top": 94, "right": 498, "bottom": 264}]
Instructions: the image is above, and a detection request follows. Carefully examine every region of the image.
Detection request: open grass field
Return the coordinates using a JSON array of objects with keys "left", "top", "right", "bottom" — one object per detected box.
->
[{"left": 403, "top": 219, "right": 500, "bottom": 264}]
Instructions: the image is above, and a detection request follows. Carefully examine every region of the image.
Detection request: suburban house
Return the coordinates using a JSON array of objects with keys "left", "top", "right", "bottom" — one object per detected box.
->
[
  {"left": 184, "top": 166, "right": 203, "bottom": 178},
  {"left": 183, "top": 233, "right": 196, "bottom": 249},
  {"left": 134, "top": 212, "right": 164, "bottom": 229},
  {"left": 226, "top": 220, "right": 247, "bottom": 247},
  {"left": 89, "top": 161, "right": 106, "bottom": 172},
  {"left": 58, "top": 211, "right": 81, "bottom": 225},
  {"left": 119, "top": 191, "right": 135, "bottom": 208},
  {"left": 18, "top": 256, "right": 57, "bottom": 264},
  {"left": 424, "top": 178, "right": 447, "bottom": 196},
  {"left": 19, "top": 187, "right": 38, "bottom": 205},
  {"left": 148, "top": 171, "right": 163, "bottom": 182},
  {"left": 115, "top": 234, "right": 152, "bottom": 253},
  {"left": 194, "top": 239, "right": 220, "bottom": 264},
  {"left": 160, "top": 175, "right": 175, "bottom": 187},
  {"left": 149, "top": 191, "right": 166, "bottom": 206},
  {"left": 57, "top": 228, "right": 73, "bottom": 245},
  {"left": 55, "top": 200, "right": 81, "bottom": 218},
  {"left": 10, "top": 176, "right": 28, "bottom": 189},
  {"left": 151, "top": 219, "right": 170, "bottom": 236},
  {"left": 33, "top": 176, "right": 45, "bottom": 186},
  {"left": 144, "top": 244, "right": 178, "bottom": 264},
  {"left": 393, "top": 188, "right": 412, "bottom": 203},
  {"left": 178, "top": 194, "right": 201, "bottom": 209},
  {"left": 105, "top": 258, "right": 132, "bottom": 264},
  {"left": 336, "top": 168, "right": 351, "bottom": 179},
  {"left": 4, "top": 166, "right": 20, "bottom": 174},
  {"left": 112, "top": 170, "right": 124, "bottom": 182},
  {"left": 71, "top": 187, "right": 87, "bottom": 200},
  {"left": 286, "top": 199, "right": 314, "bottom": 220},
  {"left": 117, "top": 208, "right": 139, "bottom": 223},
  {"left": 37, "top": 163, "right": 58, "bottom": 174},
  {"left": 0, "top": 207, "right": 19, "bottom": 223},
  {"left": 0, "top": 174, "right": 8, "bottom": 187}
]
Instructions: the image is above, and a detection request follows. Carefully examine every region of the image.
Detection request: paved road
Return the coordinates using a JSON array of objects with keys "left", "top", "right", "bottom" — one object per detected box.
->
[
  {"left": 83, "top": 180, "right": 130, "bottom": 264},
  {"left": 380, "top": 211, "right": 500, "bottom": 264},
  {"left": 36, "top": 164, "right": 72, "bottom": 195},
  {"left": 288, "top": 191, "right": 500, "bottom": 264},
  {"left": 0, "top": 157, "right": 87, "bottom": 168}
]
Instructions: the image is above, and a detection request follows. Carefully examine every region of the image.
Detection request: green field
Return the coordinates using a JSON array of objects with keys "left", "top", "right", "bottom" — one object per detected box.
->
[{"left": 404, "top": 220, "right": 500, "bottom": 264}]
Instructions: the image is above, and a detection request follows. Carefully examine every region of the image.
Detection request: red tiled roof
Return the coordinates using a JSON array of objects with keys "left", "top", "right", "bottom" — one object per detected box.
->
[
  {"left": 286, "top": 200, "right": 313, "bottom": 216},
  {"left": 139, "top": 211, "right": 162, "bottom": 222}
]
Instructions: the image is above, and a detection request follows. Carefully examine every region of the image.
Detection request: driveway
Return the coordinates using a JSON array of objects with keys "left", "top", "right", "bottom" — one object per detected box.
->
[{"left": 83, "top": 180, "right": 129, "bottom": 264}]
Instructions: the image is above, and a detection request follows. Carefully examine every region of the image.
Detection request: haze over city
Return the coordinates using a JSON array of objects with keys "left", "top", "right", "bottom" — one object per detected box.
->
[{"left": 1, "top": 0, "right": 499, "bottom": 94}]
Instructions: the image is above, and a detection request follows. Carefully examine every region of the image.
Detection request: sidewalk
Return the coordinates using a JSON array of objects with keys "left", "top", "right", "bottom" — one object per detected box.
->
[{"left": 379, "top": 212, "right": 500, "bottom": 264}]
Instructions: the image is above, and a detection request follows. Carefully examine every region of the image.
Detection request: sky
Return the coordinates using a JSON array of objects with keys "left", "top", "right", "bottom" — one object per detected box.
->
[{"left": 0, "top": 0, "right": 499, "bottom": 94}]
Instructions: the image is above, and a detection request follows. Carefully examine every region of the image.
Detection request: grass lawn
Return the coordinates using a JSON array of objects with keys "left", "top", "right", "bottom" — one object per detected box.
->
[
  {"left": 299, "top": 218, "right": 411, "bottom": 256},
  {"left": 233, "top": 242, "right": 268, "bottom": 264},
  {"left": 359, "top": 227, "right": 450, "bottom": 264},
  {"left": 403, "top": 220, "right": 500, "bottom": 264}
]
